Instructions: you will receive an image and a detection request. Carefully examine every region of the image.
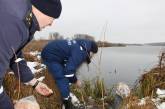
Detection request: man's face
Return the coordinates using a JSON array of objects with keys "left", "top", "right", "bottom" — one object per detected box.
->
[
  {"left": 32, "top": 6, "right": 55, "bottom": 30},
  {"left": 40, "top": 16, "right": 54, "bottom": 30}
]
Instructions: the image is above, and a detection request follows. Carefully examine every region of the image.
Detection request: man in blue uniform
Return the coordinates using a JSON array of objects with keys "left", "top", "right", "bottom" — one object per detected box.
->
[
  {"left": 0, "top": 0, "right": 62, "bottom": 108},
  {"left": 41, "top": 39, "right": 98, "bottom": 109}
]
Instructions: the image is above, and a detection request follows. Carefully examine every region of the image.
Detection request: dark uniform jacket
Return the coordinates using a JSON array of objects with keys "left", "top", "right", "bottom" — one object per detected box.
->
[
  {"left": 0, "top": 0, "right": 39, "bottom": 83},
  {"left": 41, "top": 39, "right": 94, "bottom": 83}
]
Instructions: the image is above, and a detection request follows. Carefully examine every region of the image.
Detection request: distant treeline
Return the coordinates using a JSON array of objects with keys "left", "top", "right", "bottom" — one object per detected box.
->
[
  {"left": 36, "top": 32, "right": 165, "bottom": 47},
  {"left": 97, "top": 41, "right": 126, "bottom": 47},
  {"left": 145, "top": 42, "right": 165, "bottom": 46},
  {"left": 35, "top": 33, "right": 126, "bottom": 47}
]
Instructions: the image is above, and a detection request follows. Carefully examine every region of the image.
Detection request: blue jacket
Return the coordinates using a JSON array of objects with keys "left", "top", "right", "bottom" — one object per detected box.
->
[
  {"left": 41, "top": 39, "right": 94, "bottom": 83},
  {"left": 0, "top": 0, "right": 39, "bottom": 82}
]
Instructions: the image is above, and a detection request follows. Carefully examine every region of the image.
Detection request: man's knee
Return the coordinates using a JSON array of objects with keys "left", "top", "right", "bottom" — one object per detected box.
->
[{"left": 50, "top": 69, "right": 65, "bottom": 80}]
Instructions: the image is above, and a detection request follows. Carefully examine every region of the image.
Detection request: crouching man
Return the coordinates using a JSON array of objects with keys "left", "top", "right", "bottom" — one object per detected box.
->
[
  {"left": 0, "top": 0, "right": 62, "bottom": 108},
  {"left": 41, "top": 39, "right": 98, "bottom": 109}
]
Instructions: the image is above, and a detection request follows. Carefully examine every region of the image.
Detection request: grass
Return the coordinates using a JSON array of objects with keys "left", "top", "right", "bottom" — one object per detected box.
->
[
  {"left": 23, "top": 40, "right": 49, "bottom": 52},
  {"left": 4, "top": 69, "right": 62, "bottom": 109},
  {"left": 4, "top": 40, "right": 62, "bottom": 109},
  {"left": 70, "top": 78, "right": 114, "bottom": 109},
  {"left": 4, "top": 40, "right": 114, "bottom": 109},
  {"left": 134, "top": 52, "right": 165, "bottom": 98},
  {"left": 4, "top": 40, "right": 165, "bottom": 109},
  {"left": 120, "top": 52, "right": 165, "bottom": 109}
]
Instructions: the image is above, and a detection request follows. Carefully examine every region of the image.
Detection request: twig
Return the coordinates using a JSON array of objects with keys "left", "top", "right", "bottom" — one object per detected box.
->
[
  {"left": 99, "top": 21, "right": 109, "bottom": 109},
  {"left": 11, "top": 47, "right": 21, "bottom": 100},
  {"left": 79, "top": 88, "right": 87, "bottom": 109},
  {"left": 101, "top": 80, "right": 105, "bottom": 109}
]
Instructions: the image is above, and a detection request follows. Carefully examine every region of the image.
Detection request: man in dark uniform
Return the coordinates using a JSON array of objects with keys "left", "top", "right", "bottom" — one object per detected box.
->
[
  {"left": 41, "top": 39, "right": 98, "bottom": 109},
  {"left": 0, "top": 0, "right": 62, "bottom": 108}
]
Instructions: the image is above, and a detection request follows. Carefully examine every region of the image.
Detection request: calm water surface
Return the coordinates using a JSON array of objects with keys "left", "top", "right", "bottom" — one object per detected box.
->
[{"left": 78, "top": 46, "right": 164, "bottom": 87}]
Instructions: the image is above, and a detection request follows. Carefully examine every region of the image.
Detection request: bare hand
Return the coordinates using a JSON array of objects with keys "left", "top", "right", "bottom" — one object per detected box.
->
[
  {"left": 75, "top": 80, "right": 82, "bottom": 88},
  {"left": 35, "top": 82, "right": 53, "bottom": 96}
]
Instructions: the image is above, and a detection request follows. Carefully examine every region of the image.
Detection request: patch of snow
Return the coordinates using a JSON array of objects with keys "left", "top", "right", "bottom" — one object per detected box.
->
[
  {"left": 27, "top": 62, "right": 45, "bottom": 74},
  {"left": 41, "top": 64, "right": 46, "bottom": 69},
  {"left": 138, "top": 98, "right": 146, "bottom": 106},
  {"left": 157, "top": 88, "right": 165, "bottom": 98},
  {"left": 70, "top": 92, "right": 80, "bottom": 106},
  {"left": 37, "top": 55, "right": 41, "bottom": 60},
  {"left": 27, "top": 62, "right": 39, "bottom": 68},
  {"left": 37, "top": 76, "right": 45, "bottom": 82},
  {"left": 27, "top": 62, "right": 39, "bottom": 74},
  {"left": 35, "top": 68, "right": 44, "bottom": 73},
  {"left": 153, "top": 89, "right": 165, "bottom": 109},
  {"left": 29, "top": 51, "right": 40, "bottom": 56},
  {"left": 155, "top": 102, "right": 165, "bottom": 109},
  {"left": 8, "top": 61, "right": 46, "bottom": 75},
  {"left": 29, "top": 51, "right": 41, "bottom": 60}
]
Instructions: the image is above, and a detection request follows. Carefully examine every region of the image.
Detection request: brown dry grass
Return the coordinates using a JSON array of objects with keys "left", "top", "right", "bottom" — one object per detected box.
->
[
  {"left": 23, "top": 40, "right": 49, "bottom": 52},
  {"left": 4, "top": 40, "right": 62, "bottom": 109},
  {"left": 121, "top": 52, "right": 165, "bottom": 109},
  {"left": 4, "top": 40, "right": 165, "bottom": 109},
  {"left": 4, "top": 69, "right": 62, "bottom": 109}
]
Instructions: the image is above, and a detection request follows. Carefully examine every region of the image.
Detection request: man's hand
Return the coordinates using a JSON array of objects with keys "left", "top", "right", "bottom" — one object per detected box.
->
[
  {"left": 75, "top": 80, "right": 82, "bottom": 88},
  {"left": 35, "top": 82, "right": 53, "bottom": 96},
  {"left": 26, "top": 78, "right": 53, "bottom": 96}
]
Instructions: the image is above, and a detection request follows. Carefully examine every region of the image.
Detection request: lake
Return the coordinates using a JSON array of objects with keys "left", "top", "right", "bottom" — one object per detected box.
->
[{"left": 77, "top": 46, "right": 164, "bottom": 88}]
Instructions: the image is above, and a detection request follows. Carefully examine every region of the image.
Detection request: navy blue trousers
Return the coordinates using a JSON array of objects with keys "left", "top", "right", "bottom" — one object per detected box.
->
[{"left": 44, "top": 61, "right": 70, "bottom": 99}]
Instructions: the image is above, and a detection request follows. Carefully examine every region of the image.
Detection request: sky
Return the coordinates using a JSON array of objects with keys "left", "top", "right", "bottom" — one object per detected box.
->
[{"left": 34, "top": 0, "right": 165, "bottom": 43}]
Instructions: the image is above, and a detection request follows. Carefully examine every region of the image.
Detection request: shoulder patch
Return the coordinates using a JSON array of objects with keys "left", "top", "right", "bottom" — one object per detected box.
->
[
  {"left": 23, "top": 10, "right": 33, "bottom": 28},
  {"left": 67, "top": 39, "right": 72, "bottom": 45}
]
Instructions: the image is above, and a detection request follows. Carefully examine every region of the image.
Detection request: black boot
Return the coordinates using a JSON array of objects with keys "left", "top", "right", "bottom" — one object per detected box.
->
[
  {"left": 63, "top": 97, "right": 86, "bottom": 109},
  {"left": 63, "top": 97, "right": 76, "bottom": 109}
]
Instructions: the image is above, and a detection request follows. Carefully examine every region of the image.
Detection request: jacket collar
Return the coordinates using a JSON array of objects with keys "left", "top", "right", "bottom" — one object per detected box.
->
[{"left": 29, "top": 12, "right": 39, "bottom": 36}]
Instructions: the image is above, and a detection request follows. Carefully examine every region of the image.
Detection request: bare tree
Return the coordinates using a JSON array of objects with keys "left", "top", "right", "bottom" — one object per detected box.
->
[
  {"left": 49, "top": 32, "right": 63, "bottom": 40},
  {"left": 73, "top": 34, "right": 95, "bottom": 41}
]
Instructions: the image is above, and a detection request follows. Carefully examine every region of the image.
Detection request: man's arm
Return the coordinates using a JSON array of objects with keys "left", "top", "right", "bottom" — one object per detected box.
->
[
  {"left": 10, "top": 51, "right": 34, "bottom": 83},
  {"left": 10, "top": 51, "right": 53, "bottom": 96}
]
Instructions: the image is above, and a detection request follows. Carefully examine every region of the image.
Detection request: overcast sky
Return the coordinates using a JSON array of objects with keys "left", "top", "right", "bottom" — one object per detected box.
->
[{"left": 34, "top": 0, "right": 165, "bottom": 43}]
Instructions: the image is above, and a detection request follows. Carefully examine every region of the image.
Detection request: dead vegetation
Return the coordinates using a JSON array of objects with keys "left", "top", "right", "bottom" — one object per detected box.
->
[
  {"left": 5, "top": 40, "right": 62, "bottom": 109},
  {"left": 4, "top": 40, "right": 165, "bottom": 109},
  {"left": 121, "top": 51, "right": 165, "bottom": 109}
]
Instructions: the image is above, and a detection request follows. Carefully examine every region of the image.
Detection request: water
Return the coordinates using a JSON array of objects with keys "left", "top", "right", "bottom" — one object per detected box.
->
[{"left": 77, "top": 46, "right": 164, "bottom": 87}]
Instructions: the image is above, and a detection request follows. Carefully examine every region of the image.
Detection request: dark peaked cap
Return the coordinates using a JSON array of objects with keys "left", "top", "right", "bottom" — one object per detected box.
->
[{"left": 31, "top": 0, "right": 62, "bottom": 18}]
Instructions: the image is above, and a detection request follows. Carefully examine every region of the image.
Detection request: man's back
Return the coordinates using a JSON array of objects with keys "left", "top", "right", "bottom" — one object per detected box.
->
[
  {"left": 0, "top": 0, "right": 32, "bottom": 75},
  {"left": 0, "top": 0, "right": 31, "bottom": 20}
]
